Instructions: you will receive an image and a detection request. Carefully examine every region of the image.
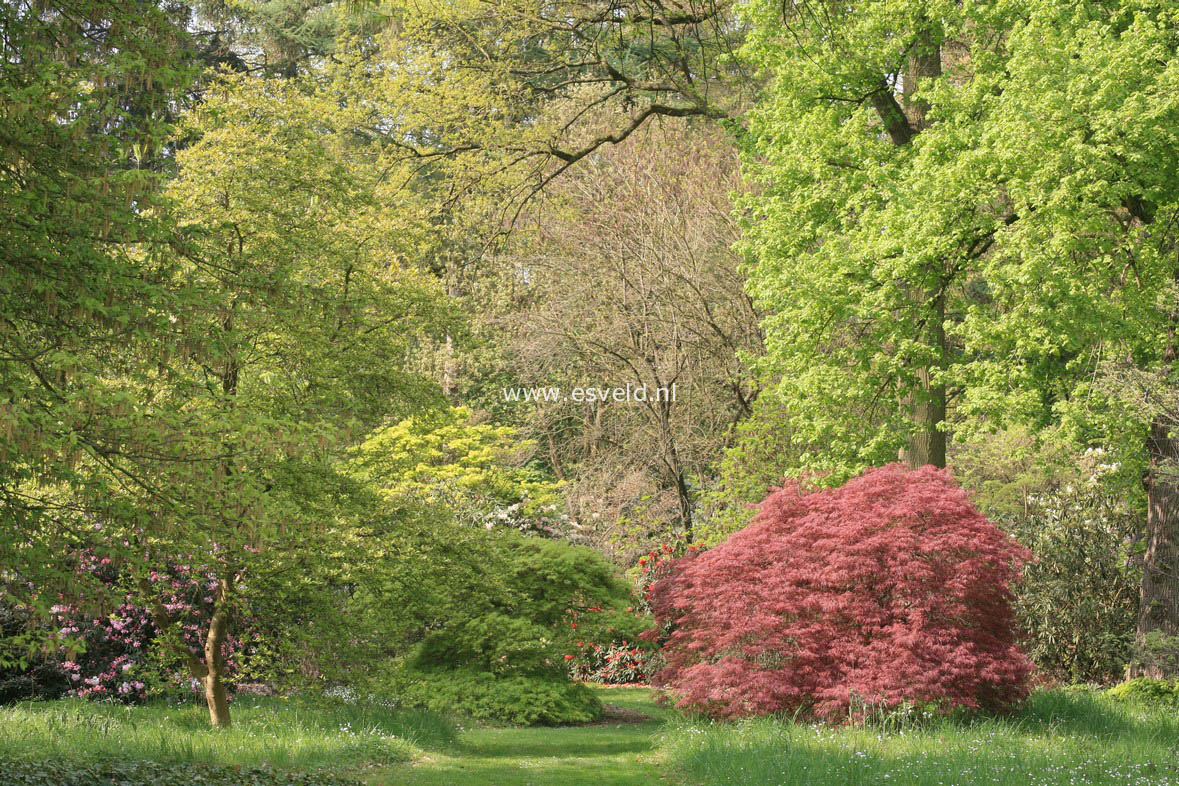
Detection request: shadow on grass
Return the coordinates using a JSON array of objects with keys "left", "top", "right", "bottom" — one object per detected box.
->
[
  {"left": 371, "top": 688, "right": 671, "bottom": 786},
  {"left": 389, "top": 744, "right": 666, "bottom": 786},
  {"left": 456, "top": 727, "right": 657, "bottom": 759}
]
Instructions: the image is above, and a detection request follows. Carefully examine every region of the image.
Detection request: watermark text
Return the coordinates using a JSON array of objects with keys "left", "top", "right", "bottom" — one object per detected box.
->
[{"left": 502, "top": 383, "right": 677, "bottom": 404}]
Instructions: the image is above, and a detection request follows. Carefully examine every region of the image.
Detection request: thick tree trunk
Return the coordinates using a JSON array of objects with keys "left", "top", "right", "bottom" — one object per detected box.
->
[
  {"left": 203, "top": 575, "right": 233, "bottom": 727},
  {"left": 903, "top": 32, "right": 941, "bottom": 131},
  {"left": 203, "top": 668, "right": 231, "bottom": 727},
  {"left": 908, "top": 290, "right": 947, "bottom": 469},
  {"left": 874, "top": 23, "right": 947, "bottom": 470},
  {"left": 908, "top": 380, "right": 947, "bottom": 469}
]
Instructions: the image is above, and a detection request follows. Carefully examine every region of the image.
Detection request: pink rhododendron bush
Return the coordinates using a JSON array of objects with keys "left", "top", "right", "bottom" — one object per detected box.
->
[{"left": 647, "top": 463, "right": 1034, "bottom": 721}]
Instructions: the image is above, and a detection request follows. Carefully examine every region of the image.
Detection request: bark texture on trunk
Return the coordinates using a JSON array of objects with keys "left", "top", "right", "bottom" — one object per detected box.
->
[
  {"left": 203, "top": 669, "right": 231, "bottom": 727},
  {"left": 907, "top": 384, "right": 947, "bottom": 469},
  {"left": 905, "top": 30, "right": 947, "bottom": 470},
  {"left": 871, "top": 24, "right": 948, "bottom": 470},
  {"left": 907, "top": 290, "right": 947, "bottom": 469},
  {"left": 141, "top": 571, "right": 234, "bottom": 726},
  {"left": 202, "top": 574, "right": 234, "bottom": 727}
]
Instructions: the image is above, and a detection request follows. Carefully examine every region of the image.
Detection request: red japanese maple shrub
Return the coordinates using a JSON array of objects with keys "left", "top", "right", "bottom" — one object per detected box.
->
[{"left": 647, "top": 463, "right": 1033, "bottom": 721}]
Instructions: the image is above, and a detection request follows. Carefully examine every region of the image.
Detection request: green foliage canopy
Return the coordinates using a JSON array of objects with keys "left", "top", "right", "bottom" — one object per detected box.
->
[
  {"left": 740, "top": 0, "right": 1179, "bottom": 476},
  {"left": 348, "top": 406, "right": 562, "bottom": 531}
]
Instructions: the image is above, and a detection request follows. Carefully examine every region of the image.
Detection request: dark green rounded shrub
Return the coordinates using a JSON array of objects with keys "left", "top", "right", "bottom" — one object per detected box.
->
[
  {"left": 1001, "top": 488, "right": 1139, "bottom": 684},
  {"left": 402, "top": 668, "right": 600, "bottom": 725},
  {"left": 395, "top": 533, "right": 638, "bottom": 724}
]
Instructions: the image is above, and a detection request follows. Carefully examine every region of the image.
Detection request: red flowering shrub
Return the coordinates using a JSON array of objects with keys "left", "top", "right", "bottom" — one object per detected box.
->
[
  {"left": 564, "top": 540, "right": 701, "bottom": 685},
  {"left": 562, "top": 539, "right": 703, "bottom": 685},
  {"left": 647, "top": 463, "right": 1034, "bottom": 722},
  {"left": 52, "top": 599, "right": 157, "bottom": 702},
  {"left": 564, "top": 601, "right": 655, "bottom": 684},
  {"left": 569, "top": 640, "right": 653, "bottom": 684}
]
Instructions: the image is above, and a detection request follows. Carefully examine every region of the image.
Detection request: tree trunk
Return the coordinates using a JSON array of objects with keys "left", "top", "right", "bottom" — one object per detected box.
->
[
  {"left": 203, "top": 574, "right": 233, "bottom": 727},
  {"left": 203, "top": 668, "right": 231, "bottom": 728},
  {"left": 1130, "top": 420, "right": 1179, "bottom": 678},
  {"left": 673, "top": 470, "right": 693, "bottom": 539},
  {"left": 902, "top": 30, "right": 941, "bottom": 132},
  {"left": 442, "top": 256, "right": 460, "bottom": 397},
  {"left": 873, "top": 23, "right": 947, "bottom": 470},
  {"left": 546, "top": 431, "right": 566, "bottom": 481},
  {"left": 908, "top": 290, "right": 947, "bottom": 469},
  {"left": 142, "top": 572, "right": 233, "bottom": 727},
  {"left": 656, "top": 394, "right": 693, "bottom": 537},
  {"left": 907, "top": 381, "right": 947, "bottom": 469}
]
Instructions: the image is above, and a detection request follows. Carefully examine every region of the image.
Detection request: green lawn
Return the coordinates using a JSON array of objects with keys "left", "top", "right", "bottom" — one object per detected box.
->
[
  {"left": 3, "top": 686, "right": 1178, "bottom": 786},
  {"left": 366, "top": 687, "right": 676, "bottom": 786},
  {"left": 661, "top": 689, "right": 1179, "bottom": 786},
  {"left": 0, "top": 693, "right": 453, "bottom": 771}
]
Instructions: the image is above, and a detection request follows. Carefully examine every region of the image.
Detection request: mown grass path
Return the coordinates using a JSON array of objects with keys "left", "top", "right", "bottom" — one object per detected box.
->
[{"left": 367, "top": 687, "right": 674, "bottom": 786}]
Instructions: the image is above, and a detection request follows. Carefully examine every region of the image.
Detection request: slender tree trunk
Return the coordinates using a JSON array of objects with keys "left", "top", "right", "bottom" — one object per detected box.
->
[
  {"left": 442, "top": 256, "right": 460, "bottom": 397},
  {"left": 673, "top": 470, "right": 693, "bottom": 539},
  {"left": 656, "top": 395, "right": 693, "bottom": 537},
  {"left": 202, "top": 310, "right": 238, "bottom": 727},
  {"left": 203, "top": 574, "right": 234, "bottom": 727},
  {"left": 546, "top": 431, "right": 566, "bottom": 481},
  {"left": 142, "top": 573, "right": 232, "bottom": 727}
]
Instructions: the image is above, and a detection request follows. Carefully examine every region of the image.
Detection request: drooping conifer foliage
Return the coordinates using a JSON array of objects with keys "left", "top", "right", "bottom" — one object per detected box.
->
[{"left": 647, "top": 464, "right": 1033, "bottom": 721}]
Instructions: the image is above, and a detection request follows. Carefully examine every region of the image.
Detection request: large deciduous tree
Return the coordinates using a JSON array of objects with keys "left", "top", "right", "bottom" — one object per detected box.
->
[
  {"left": 742, "top": 0, "right": 1179, "bottom": 673},
  {"left": 121, "top": 74, "right": 451, "bottom": 725},
  {"left": 0, "top": 0, "right": 197, "bottom": 656},
  {"left": 334, "top": 0, "right": 747, "bottom": 233},
  {"left": 3, "top": 65, "right": 454, "bottom": 725},
  {"left": 740, "top": 0, "right": 999, "bottom": 475},
  {"left": 953, "top": 3, "right": 1179, "bottom": 676}
]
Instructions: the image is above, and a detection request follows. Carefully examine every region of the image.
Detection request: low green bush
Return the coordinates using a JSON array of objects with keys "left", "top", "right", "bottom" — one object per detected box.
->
[
  {"left": 384, "top": 532, "right": 640, "bottom": 724},
  {"left": 0, "top": 602, "right": 70, "bottom": 703},
  {"left": 952, "top": 429, "right": 1141, "bottom": 685},
  {"left": 0, "top": 759, "right": 362, "bottom": 786},
  {"left": 414, "top": 613, "right": 560, "bottom": 678},
  {"left": 1105, "top": 678, "right": 1179, "bottom": 706},
  {"left": 401, "top": 667, "right": 601, "bottom": 725}
]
